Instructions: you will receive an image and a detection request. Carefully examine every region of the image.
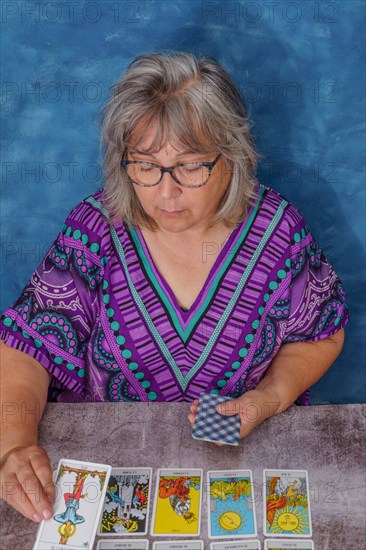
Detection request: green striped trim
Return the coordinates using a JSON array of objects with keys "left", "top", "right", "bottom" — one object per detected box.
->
[
  {"left": 129, "top": 185, "right": 266, "bottom": 342},
  {"left": 110, "top": 225, "right": 188, "bottom": 390},
  {"left": 85, "top": 196, "right": 110, "bottom": 218},
  {"left": 86, "top": 195, "right": 289, "bottom": 392},
  {"left": 178, "top": 198, "right": 289, "bottom": 387}
]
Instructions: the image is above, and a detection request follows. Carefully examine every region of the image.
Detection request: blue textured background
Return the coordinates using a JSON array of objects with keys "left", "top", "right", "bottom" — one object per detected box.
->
[{"left": 1, "top": 1, "right": 364, "bottom": 403}]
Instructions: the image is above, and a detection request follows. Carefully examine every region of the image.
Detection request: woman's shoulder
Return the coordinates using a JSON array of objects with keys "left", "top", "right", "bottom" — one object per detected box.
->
[{"left": 256, "top": 183, "right": 310, "bottom": 235}]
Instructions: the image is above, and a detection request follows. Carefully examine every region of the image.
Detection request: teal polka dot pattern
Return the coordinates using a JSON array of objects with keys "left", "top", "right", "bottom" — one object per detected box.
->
[
  {"left": 101, "top": 279, "right": 155, "bottom": 402},
  {"left": 213, "top": 256, "right": 293, "bottom": 394}
]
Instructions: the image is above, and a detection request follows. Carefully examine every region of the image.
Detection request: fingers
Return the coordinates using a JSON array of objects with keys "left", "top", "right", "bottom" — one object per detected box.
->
[
  {"left": 0, "top": 446, "right": 54, "bottom": 523},
  {"left": 2, "top": 472, "right": 43, "bottom": 522},
  {"left": 30, "top": 449, "right": 55, "bottom": 504},
  {"left": 187, "top": 412, "right": 195, "bottom": 427},
  {"left": 216, "top": 400, "right": 241, "bottom": 416},
  {"left": 187, "top": 399, "right": 199, "bottom": 427}
]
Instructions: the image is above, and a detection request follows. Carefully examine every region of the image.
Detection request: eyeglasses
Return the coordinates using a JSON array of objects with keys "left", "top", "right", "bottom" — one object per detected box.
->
[{"left": 120, "top": 153, "right": 222, "bottom": 188}]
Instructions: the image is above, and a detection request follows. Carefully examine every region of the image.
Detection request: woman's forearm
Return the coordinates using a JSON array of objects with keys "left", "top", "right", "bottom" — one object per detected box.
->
[
  {"left": 256, "top": 328, "right": 345, "bottom": 414},
  {"left": 0, "top": 341, "right": 50, "bottom": 461}
]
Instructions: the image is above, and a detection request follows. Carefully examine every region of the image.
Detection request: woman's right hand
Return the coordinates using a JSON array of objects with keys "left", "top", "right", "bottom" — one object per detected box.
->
[{"left": 0, "top": 444, "right": 55, "bottom": 522}]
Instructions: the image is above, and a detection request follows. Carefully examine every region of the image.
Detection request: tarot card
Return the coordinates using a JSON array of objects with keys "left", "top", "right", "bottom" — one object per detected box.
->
[
  {"left": 263, "top": 469, "right": 312, "bottom": 538},
  {"left": 33, "top": 458, "right": 111, "bottom": 550},
  {"left": 192, "top": 393, "right": 240, "bottom": 446},
  {"left": 207, "top": 470, "right": 257, "bottom": 538},
  {"left": 210, "top": 542, "right": 260, "bottom": 550},
  {"left": 98, "top": 467, "right": 152, "bottom": 536},
  {"left": 152, "top": 543, "right": 204, "bottom": 549},
  {"left": 97, "top": 539, "right": 149, "bottom": 549},
  {"left": 151, "top": 468, "right": 203, "bottom": 536},
  {"left": 264, "top": 540, "right": 314, "bottom": 549}
]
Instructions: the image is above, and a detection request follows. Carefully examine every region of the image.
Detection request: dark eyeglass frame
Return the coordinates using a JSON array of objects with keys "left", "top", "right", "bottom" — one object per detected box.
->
[{"left": 120, "top": 153, "right": 222, "bottom": 188}]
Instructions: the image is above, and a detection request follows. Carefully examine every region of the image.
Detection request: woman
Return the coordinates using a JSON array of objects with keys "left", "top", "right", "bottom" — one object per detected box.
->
[{"left": 0, "top": 52, "right": 349, "bottom": 523}]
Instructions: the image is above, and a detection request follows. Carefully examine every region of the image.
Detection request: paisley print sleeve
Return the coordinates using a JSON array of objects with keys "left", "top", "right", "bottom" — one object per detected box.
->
[
  {"left": 282, "top": 219, "right": 350, "bottom": 344},
  {"left": 0, "top": 202, "right": 104, "bottom": 400}
]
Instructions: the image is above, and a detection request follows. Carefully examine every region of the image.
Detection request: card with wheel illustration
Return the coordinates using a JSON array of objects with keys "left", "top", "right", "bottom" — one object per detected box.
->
[{"left": 151, "top": 468, "right": 202, "bottom": 536}]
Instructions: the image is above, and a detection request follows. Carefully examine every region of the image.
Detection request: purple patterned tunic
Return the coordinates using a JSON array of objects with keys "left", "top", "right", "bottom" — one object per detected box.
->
[{"left": 0, "top": 183, "right": 350, "bottom": 403}]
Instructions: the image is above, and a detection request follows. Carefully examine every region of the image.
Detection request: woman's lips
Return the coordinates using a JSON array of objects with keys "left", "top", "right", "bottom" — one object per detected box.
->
[{"left": 161, "top": 209, "right": 186, "bottom": 216}]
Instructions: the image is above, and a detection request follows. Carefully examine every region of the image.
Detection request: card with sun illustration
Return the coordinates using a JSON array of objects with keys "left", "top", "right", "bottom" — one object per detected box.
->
[
  {"left": 207, "top": 469, "right": 257, "bottom": 539},
  {"left": 151, "top": 468, "right": 203, "bottom": 536},
  {"left": 264, "top": 469, "right": 312, "bottom": 538},
  {"left": 97, "top": 467, "right": 152, "bottom": 536},
  {"left": 264, "top": 539, "right": 314, "bottom": 549}
]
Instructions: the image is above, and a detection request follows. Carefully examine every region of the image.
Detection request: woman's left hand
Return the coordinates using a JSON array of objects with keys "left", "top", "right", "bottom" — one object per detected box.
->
[{"left": 187, "top": 388, "right": 280, "bottom": 446}]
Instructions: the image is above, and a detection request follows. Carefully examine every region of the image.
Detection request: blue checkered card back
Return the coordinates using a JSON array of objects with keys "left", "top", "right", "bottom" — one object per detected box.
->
[{"left": 192, "top": 393, "right": 240, "bottom": 446}]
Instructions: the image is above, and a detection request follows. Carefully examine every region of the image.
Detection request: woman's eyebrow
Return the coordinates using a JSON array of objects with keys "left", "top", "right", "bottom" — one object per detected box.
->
[{"left": 131, "top": 149, "right": 203, "bottom": 158}]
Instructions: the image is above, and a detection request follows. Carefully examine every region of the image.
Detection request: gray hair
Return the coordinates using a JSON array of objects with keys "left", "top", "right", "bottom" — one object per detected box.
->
[{"left": 99, "top": 51, "right": 262, "bottom": 230}]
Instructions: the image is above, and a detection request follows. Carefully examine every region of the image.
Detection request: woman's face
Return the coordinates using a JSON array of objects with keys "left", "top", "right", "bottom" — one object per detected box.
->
[{"left": 127, "top": 123, "right": 232, "bottom": 235}]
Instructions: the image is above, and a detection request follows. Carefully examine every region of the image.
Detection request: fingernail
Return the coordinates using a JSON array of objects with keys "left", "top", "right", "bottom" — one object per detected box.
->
[
  {"left": 43, "top": 509, "right": 53, "bottom": 520},
  {"left": 32, "top": 513, "right": 41, "bottom": 522}
]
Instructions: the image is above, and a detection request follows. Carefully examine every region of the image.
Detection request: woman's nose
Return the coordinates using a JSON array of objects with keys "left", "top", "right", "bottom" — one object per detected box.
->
[{"left": 157, "top": 171, "right": 182, "bottom": 198}]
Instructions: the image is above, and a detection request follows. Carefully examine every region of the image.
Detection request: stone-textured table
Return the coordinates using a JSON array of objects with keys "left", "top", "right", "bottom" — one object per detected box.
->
[{"left": 1, "top": 403, "right": 365, "bottom": 549}]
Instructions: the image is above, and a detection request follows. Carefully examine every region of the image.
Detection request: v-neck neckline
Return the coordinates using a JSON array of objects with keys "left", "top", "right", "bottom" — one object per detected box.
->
[
  {"left": 114, "top": 183, "right": 264, "bottom": 342},
  {"left": 133, "top": 222, "right": 241, "bottom": 317}
]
